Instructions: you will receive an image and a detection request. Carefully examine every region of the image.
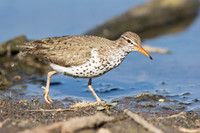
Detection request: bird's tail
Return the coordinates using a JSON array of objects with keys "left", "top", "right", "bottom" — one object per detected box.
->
[
  {"left": 17, "top": 51, "right": 27, "bottom": 60},
  {"left": 16, "top": 44, "right": 35, "bottom": 49},
  {"left": 16, "top": 44, "right": 35, "bottom": 60}
]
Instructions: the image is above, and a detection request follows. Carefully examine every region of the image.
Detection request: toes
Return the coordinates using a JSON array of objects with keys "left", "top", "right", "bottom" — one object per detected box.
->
[
  {"left": 43, "top": 91, "right": 53, "bottom": 104},
  {"left": 47, "top": 95, "right": 53, "bottom": 102},
  {"left": 70, "top": 101, "right": 98, "bottom": 108},
  {"left": 41, "top": 86, "right": 52, "bottom": 104},
  {"left": 97, "top": 100, "right": 102, "bottom": 103},
  {"left": 43, "top": 89, "right": 48, "bottom": 96},
  {"left": 44, "top": 94, "right": 52, "bottom": 104},
  {"left": 41, "top": 86, "right": 46, "bottom": 90},
  {"left": 43, "top": 91, "right": 47, "bottom": 96}
]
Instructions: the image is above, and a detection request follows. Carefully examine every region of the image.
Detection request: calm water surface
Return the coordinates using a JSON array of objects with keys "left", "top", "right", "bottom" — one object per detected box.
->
[{"left": 0, "top": 0, "right": 147, "bottom": 42}]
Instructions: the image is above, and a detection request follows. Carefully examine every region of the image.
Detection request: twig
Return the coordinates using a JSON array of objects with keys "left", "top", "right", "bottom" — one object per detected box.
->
[
  {"left": 158, "top": 112, "right": 186, "bottom": 119},
  {"left": 0, "top": 118, "right": 10, "bottom": 128},
  {"left": 179, "top": 127, "right": 200, "bottom": 133},
  {"left": 25, "top": 108, "right": 74, "bottom": 112},
  {"left": 97, "top": 128, "right": 111, "bottom": 133},
  {"left": 124, "top": 109, "right": 165, "bottom": 133},
  {"left": 61, "top": 112, "right": 113, "bottom": 133},
  {"left": 19, "top": 112, "right": 114, "bottom": 133}
]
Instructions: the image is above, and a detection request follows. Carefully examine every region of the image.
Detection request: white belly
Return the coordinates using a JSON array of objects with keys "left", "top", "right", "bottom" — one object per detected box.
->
[
  {"left": 50, "top": 49, "right": 107, "bottom": 78},
  {"left": 50, "top": 48, "right": 127, "bottom": 78}
]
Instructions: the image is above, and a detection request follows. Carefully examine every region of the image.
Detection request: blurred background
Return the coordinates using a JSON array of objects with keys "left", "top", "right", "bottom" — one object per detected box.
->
[
  {"left": 0, "top": 0, "right": 200, "bottom": 112},
  {"left": 0, "top": 0, "right": 146, "bottom": 42}
]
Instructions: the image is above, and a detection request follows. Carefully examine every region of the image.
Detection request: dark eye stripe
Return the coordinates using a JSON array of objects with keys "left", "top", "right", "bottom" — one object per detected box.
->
[
  {"left": 126, "top": 39, "right": 136, "bottom": 46},
  {"left": 127, "top": 39, "right": 131, "bottom": 43},
  {"left": 121, "top": 35, "right": 137, "bottom": 46}
]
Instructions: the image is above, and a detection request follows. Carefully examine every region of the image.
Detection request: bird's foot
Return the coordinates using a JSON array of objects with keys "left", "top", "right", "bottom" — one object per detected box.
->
[
  {"left": 69, "top": 101, "right": 99, "bottom": 108},
  {"left": 41, "top": 86, "right": 53, "bottom": 104},
  {"left": 97, "top": 99, "right": 102, "bottom": 104},
  {"left": 69, "top": 100, "right": 107, "bottom": 108}
]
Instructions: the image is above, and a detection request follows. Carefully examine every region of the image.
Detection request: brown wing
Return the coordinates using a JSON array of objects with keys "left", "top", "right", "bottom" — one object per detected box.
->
[{"left": 20, "top": 36, "right": 95, "bottom": 67}]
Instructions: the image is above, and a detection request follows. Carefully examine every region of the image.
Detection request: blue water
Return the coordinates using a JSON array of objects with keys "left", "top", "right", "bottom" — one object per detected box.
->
[
  {"left": 1, "top": 1, "right": 200, "bottom": 111},
  {"left": 0, "top": 0, "right": 147, "bottom": 43}
]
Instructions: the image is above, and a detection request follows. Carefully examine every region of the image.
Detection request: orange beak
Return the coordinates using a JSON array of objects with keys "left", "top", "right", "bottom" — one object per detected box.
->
[{"left": 136, "top": 45, "right": 152, "bottom": 60}]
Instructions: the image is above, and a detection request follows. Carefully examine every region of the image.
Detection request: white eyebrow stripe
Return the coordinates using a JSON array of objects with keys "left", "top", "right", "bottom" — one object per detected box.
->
[
  {"left": 121, "top": 35, "right": 137, "bottom": 45},
  {"left": 132, "top": 41, "right": 137, "bottom": 45}
]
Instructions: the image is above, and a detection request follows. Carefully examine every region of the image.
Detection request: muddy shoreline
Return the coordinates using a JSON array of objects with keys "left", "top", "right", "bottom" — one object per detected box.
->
[{"left": 1, "top": 94, "right": 200, "bottom": 133}]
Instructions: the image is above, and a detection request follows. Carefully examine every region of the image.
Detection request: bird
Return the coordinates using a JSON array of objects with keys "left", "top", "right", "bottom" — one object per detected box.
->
[{"left": 17, "top": 31, "right": 152, "bottom": 104}]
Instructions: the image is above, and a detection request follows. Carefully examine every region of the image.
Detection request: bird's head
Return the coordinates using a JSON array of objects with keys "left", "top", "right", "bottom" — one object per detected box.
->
[{"left": 118, "top": 31, "right": 152, "bottom": 60}]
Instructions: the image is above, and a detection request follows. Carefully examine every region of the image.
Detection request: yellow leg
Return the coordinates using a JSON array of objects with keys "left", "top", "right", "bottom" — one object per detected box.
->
[
  {"left": 88, "top": 78, "right": 101, "bottom": 102},
  {"left": 41, "top": 71, "right": 57, "bottom": 104}
]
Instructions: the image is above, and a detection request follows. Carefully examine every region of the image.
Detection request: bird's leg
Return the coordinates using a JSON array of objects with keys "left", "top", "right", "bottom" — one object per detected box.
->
[
  {"left": 88, "top": 78, "right": 101, "bottom": 102},
  {"left": 69, "top": 78, "right": 101, "bottom": 108},
  {"left": 41, "top": 71, "right": 57, "bottom": 104}
]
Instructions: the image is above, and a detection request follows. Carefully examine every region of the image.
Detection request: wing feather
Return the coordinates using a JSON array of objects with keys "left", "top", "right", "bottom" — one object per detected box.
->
[
  {"left": 19, "top": 35, "right": 113, "bottom": 67},
  {"left": 21, "top": 36, "right": 93, "bottom": 67}
]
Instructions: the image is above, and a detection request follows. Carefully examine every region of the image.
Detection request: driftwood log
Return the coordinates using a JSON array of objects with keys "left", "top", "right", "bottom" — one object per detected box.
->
[{"left": 86, "top": 0, "right": 199, "bottom": 40}]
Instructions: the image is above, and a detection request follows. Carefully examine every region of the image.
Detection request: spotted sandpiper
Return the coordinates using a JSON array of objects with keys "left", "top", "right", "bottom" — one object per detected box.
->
[{"left": 18, "top": 31, "right": 152, "bottom": 104}]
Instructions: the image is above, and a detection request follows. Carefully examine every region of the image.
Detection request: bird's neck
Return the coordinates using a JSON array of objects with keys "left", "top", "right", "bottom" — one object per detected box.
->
[
  {"left": 101, "top": 47, "right": 128, "bottom": 68},
  {"left": 115, "top": 38, "right": 132, "bottom": 53}
]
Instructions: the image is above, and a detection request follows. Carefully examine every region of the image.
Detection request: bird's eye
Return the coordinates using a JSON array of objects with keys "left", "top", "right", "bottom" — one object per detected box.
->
[{"left": 127, "top": 39, "right": 131, "bottom": 43}]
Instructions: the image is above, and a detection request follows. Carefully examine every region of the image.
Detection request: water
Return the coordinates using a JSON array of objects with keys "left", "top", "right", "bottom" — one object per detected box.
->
[
  {"left": 1, "top": 1, "right": 200, "bottom": 111},
  {"left": 0, "top": 0, "right": 147, "bottom": 42}
]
